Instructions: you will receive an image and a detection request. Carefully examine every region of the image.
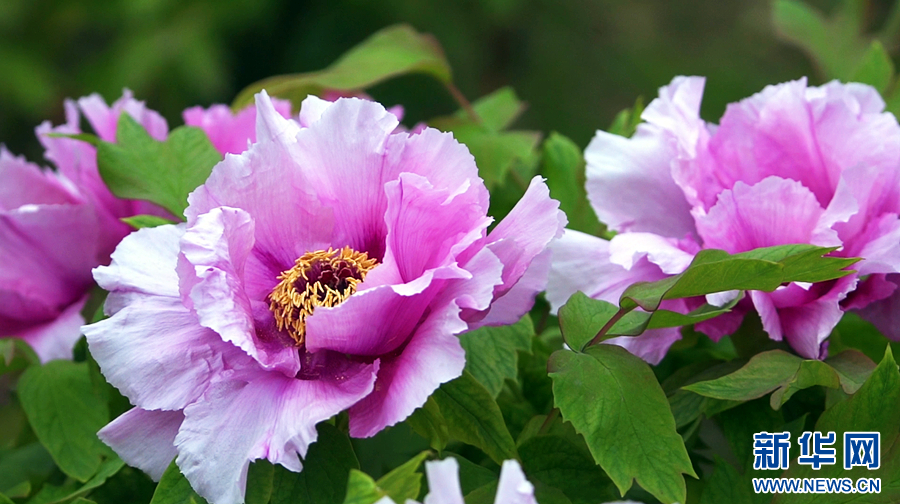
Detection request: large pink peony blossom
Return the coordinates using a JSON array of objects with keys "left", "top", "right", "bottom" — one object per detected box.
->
[
  {"left": 549, "top": 77, "right": 900, "bottom": 362},
  {"left": 0, "top": 149, "right": 100, "bottom": 361},
  {"left": 84, "top": 92, "right": 565, "bottom": 504}
]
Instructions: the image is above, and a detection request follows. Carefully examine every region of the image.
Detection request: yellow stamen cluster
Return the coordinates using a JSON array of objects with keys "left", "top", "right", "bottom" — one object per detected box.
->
[{"left": 268, "top": 246, "right": 378, "bottom": 346}]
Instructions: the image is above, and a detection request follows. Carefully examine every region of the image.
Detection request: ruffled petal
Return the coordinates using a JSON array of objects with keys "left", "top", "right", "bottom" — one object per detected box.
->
[
  {"left": 585, "top": 77, "right": 700, "bottom": 238},
  {"left": 0, "top": 148, "right": 81, "bottom": 209},
  {"left": 179, "top": 207, "right": 298, "bottom": 373},
  {"left": 857, "top": 274, "right": 900, "bottom": 340},
  {"left": 78, "top": 90, "right": 168, "bottom": 142},
  {"left": 468, "top": 249, "right": 551, "bottom": 329},
  {"left": 98, "top": 408, "right": 184, "bottom": 481},
  {"left": 494, "top": 460, "right": 537, "bottom": 504},
  {"left": 608, "top": 232, "right": 696, "bottom": 274},
  {"left": 83, "top": 295, "right": 224, "bottom": 410},
  {"left": 175, "top": 362, "right": 378, "bottom": 504},
  {"left": 695, "top": 177, "right": 838, "bottom": 253}
]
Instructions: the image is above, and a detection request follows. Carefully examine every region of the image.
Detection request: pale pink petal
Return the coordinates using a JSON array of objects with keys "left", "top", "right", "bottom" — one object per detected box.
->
[
  {"left": 585, "top": 77, "right": 700, "bottom": 238},
  {"left": 468, "top": 249, "right": 551, "bottom": 329},
  {"left": 608, "top": 232, "right": 696, "bottom": 274},
  {"left": 423, "top": 458, "right": 465, "bottom": 504},
  {"left": 78, "top": 90, "right": 168, "bottom": 142},
  {"left": 98, "top": 408, "right": 184, "bottom": 481},
  {"left": 494, "top": 460, "right": 537, "bottom": 504},
  {"left": 175, "top": 362, "right": 378, "bottom": 504},
  {"left": 83, "top": 295, "right": 225, "bottom": 410},
  {"left": 18, "top": 295, "right": 87, "bottom": 362}
]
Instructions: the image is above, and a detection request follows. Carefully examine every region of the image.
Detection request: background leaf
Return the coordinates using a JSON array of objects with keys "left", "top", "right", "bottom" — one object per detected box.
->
[
  {"left": 459, "top": 316, "right": 533, "bottom": 397},
  {"left": 149, "top": 462, "right": 206, "bottom": 504},
  {"left": 269, "top": 423, "right": 359, "bottom": 504}
]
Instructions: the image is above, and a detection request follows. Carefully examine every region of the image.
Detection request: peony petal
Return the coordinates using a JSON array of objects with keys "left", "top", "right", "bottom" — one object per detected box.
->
[
  {"left": 98, "top": 408, "right": 184, "bottom": 481},
  {"left": 0, "top": 148, "right": 81, "bottom": 209},
  {"left": 78, "top": 90, "right": 168, "bottom": 142},
  {"left": 17, "top": 295, "right": 87, "bottom": 362},
  {"left": 494, "top": 460, "right": 537, "bottom": 504},
  {"left": 83, "top": 295, "right": 225, "bottom": 410},
  {"left": 347, "top": 297, "right": 468, "bottom": 438},
  {"left": 179, "top": 207, "right": 298, "bottom": 373},
  {"left": 175, "top": 361, "right": 378, "bottom": 504},
  {"left": 857, "top": 274, "right": 900, "bottom": 340},
  {"left": 608, "top": 232, "right": 696, "bottom": 275},
  {"left": 467, "top": 249, "right": 551, "bottom": 329},
  {"left": 183, "top": 98, "right": 292, "bottom": 156},
  {"left": 695, "top": 177, "right": 838, "bottom": 253},
  {"left": 585, "top": 77, "right": 700, "bottom": 238},
  {"left": 422, "top": 458, "right": 465, "bottom": 504}
]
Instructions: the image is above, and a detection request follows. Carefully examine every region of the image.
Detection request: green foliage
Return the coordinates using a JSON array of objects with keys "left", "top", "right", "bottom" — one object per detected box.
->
[
  {"left": 340, "top": 452, "right": 428, "bottom": 504},
  {"left": 269, "top": 423, "right": 359, "bottom": 504},
  {"left": 17, "top": 361, "right": 113, "bottom": 483},
  {"left": 539, "top": 132, "right": 602, "bottom": 235},
  {"left": 774, "top": 347, "right": 900, "bottom": 503},
  {"left": 607, "top": 96, "right": 645, "bottom": 138},
  {"left": 27, "top": 457, "right": 124, "bottom": 504},
  {"left": 407, "top": 397, "right": 450, "bottom": 453},
  {"left": 0, "top": 338, "right": 39, "bottom": 377},
  {"left": 233, "top": 25, "right": 452, "bottom": 109},
  {"left": 96, "top": 115, "right": 221, "bottom": 218},
  {"left": 518, "top": 434, "right": 619, "bottom": 504},
  {"left": 459, "top": 315, "right": 533, "bottom": 397},
  {"left": 149, "top": 462, "right": 206, "bottom": 504},
  {"left": 430, "top": 370, "right": 518, "bottom": 465},
  {"left": 548, "top": 346, "right": 695, "bottom": 504}
]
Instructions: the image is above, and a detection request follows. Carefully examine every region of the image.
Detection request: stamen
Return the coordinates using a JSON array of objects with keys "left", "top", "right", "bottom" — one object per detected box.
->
[{"left": 268, "top": 246, "right": 377, "bottom": 346}]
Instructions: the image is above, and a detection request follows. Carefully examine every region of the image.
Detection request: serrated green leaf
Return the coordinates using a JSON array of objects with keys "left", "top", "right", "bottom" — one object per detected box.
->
[
  {"left": 407, "top": 397, "right": 449, "bottom": 453},
  {"left": 17, "top": 361, "right": 111, "bottom": 482},
  {"left": 518, "top": 434, "right": 619, "bottom": 504},
  {"left": 374, "top": 452, "right": 429, "bottom": 503},
  {"left": 699, "top": 457, "right": 767, "bottom": 504},
  {"left": 149, "top": 461, "right": 206, "bottom": 504},
  {"left": 97, "top": 115, "right": 220, "bottom": 218},
  {"left": 620, "top": 245, "right": 856, "bottom": 312},
  {"left": 683, "top": 350, "right": 844, "bottom": 409},
  {"left": 557, "top": 293, "right": 619, "bottom": 351},
  {"left": 459, "top": 316, "right": 533, "bottom": 397},
  {"left": 431, "top": 370, "right": 518, "bottom": 465},
  {"left": 540, "top": 132, "right": 601, "bottom": 235},
  {"left": 28, "top": 456, "right": 124, "bottom": 504},
  {"left": 233, "top": 24, "right": 452, "bottom": 109},
  {"left": 270, "top": 423, "right": 359, "bottom": 504},
  {"left": 548, "top": 347, "right": 695, "bottom": 504},
  {"left": 120, "top": 214, "right": 176, "bottom": 230},
  {"left": 825, "top": 349, "right": 876, "bottom": 394},
  {"left": 851, "top": 40, "right": 894, "bottom": 93},
  {"left": 774, "top": 347, "right": 900, "bottom": 503}
]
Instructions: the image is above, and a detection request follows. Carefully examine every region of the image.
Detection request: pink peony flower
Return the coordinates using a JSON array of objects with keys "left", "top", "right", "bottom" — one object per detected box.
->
[
  {"left": 183, "top": 98, "right": 293, "bottom": 156},
  {"left": 0, "top": 149, "right": 100, "bottom": 361},
  {"left": 549, "top": 77, "right": 900, "bottom": 361},
  {"left": 375, "top": 458, "right": 537, "bottom": 504},
  {"left": 84, "top": 92, "right": 565, "bottom": 504},
  {"left": 37, "top": 90, "right": 172, "bottom": 260}
]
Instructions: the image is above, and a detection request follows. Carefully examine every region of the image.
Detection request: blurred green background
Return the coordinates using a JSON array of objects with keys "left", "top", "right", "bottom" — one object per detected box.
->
[{"left": 3, "top": 0, "right": 895, "bottom": 163}]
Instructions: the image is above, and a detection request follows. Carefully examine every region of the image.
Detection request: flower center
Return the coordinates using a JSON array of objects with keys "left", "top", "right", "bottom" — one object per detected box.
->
[{"left": 268, "top": 246, "right": 378, "bottom": 346}]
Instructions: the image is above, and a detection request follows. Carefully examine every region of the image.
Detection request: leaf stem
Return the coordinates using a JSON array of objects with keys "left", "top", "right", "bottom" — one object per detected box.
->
[
  {"left": 586, "top": 307, "right": 632, "bottom": 349},
  {"left": 445, "top": 82, "right": 481, "bottom": 124},
  {"left": 538, "top": 408, "right": 560, "bottom": 435}
]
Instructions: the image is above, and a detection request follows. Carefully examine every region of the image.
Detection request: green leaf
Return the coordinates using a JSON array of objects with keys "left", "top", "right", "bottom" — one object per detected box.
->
[
  {"left": 0, "top": 493, "right": 13, "bottom": 504},
  {"left": 518, "top": 434, "right": 619, "bottom": 504},
  {"left": 459, "top": 315, "right": 533, "bottom": 397},
  {"left": 548, "top": 347, "right": 695, "bottom": 504},
  {"left": 374, "top": 451, "right": 429, "bottom": 503},
  {"left": 607, "top": 96, "right": 645, "bottom": 138},
  {"left": 270, "top": 423, "right": 359, "bottom": 504},
  {"left": 825, "top": 349, "right": 876, "bottom": 394},
  {"left": 27, "top": 456, "right": 124, "bottom": 504},
  {"left": 431, "top": 370, "right": 518, "bottom": 465},
  {"left": 0, "top": 443, "right": 55, "bottom": 496},
  {"left": 699, "top": 457, "right": 766, "bottom": 504},
  {"left": 17, "top": 361, "right": 111, "bottom": 482},
  {"left": 557, "top": 293, "right": 619, "bottom": 351},
  {"left": 774, "top": 347, "right": 900, "bottom": 503},
  {"left": 406, "top": 397, "right": 449, "bottom": 452},
  {"left": 449, "top": 125, "right": 541, "bottom": 189},
  {"left": 447, "top": 86, "right": 526, "bottom": 132},
  {"left": 245, "top": 460, "right": 275, "bottom": 504},
  {"left": 0, "top": 338, "right": 40, "bottom": 376},
  {"left": 233, "top": 24, "right": 452, "bottom": 109},
  {"left": 97, "top": 115, "right": 220, "bottom": 218},
  {"left": 683, "top": 350, "right": 844, "bottom": 409},
  {"left": 42, "top": 132, "right": 100, "bottom": 147},
  {"left": 120, "top": 214, "right": 176, "bottom": 230},
  {"left": 341, "top": 471, "right": 382, "bottom": 504},
  {"left": 540, "top": 132, "right": 601, "bottom": 235},
  {"left": 851, "top": 40, "right": 895, "bottom": 93},
  {"left": 620, "top": 245, "right": 856, "bottom": 312},
  {"left": 149, "top": 461, "right": 207, "bottom": 504}
]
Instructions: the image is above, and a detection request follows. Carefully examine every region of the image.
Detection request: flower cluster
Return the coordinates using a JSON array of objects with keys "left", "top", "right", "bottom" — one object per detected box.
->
[
  {"left": 82, "top": 92, "right": 564, "bottom": 504},
  {"left": 549, "top": 77, "right": 900, "bottom": 362}
]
